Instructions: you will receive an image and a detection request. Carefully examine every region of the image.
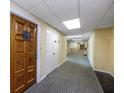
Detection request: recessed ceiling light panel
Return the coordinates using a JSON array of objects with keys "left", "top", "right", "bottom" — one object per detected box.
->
[
  {"left": 67, "top": 35, "right": 82, "bottom": 39},
  {"left": 63, "top": 18, "right": 80, "bottom": 30}
]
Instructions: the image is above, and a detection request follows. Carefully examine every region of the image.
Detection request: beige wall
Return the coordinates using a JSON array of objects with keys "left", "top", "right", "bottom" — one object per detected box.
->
[
  {"left": 58, "top": 34, "right": 67, "bottom": 64},
  {"left": 11, "top": 2, "right": 67, "bottom": 81},
  {"left": 88, "top": 27, "right": 114, "bottom": 76}
]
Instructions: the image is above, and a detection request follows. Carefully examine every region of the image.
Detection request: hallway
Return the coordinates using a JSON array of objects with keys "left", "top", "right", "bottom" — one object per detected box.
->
[
  {"left": 25, "top": 52, "right": 104, "bottom": 93},
  {"left": 10, "top": 1, "right": 114, "bottom": 93}
]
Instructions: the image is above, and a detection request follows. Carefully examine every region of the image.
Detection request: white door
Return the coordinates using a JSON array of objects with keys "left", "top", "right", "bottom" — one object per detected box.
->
[{"left": 45, "top": 30, "right": 59, "bottom": 75}]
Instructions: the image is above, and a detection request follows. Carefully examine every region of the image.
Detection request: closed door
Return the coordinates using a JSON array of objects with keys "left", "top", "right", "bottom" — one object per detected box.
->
[
  {"left": 45, "top": 30, "right": 59, "bottom": 75},
  {"left": 11, "top": 14, "right": 37, "bottom": 93}
]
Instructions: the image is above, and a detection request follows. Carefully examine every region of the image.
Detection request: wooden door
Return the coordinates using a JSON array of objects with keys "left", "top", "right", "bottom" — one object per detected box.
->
[{"left": 11, "top": 14, "right": 37, "bottom": 93}]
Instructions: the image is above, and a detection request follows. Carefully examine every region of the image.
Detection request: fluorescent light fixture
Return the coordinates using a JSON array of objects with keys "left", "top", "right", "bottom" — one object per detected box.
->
[
  {"left": 63, "top": 18, "right": 80, "bottom": 30},
  {"left": 67, "top": 35, "right": 82, "bottom": 39}
]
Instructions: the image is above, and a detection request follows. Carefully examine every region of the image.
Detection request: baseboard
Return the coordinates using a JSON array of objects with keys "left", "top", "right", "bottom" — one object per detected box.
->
[
  {"left": 57, "top": 59, "right": 67, "bottom": 68},
  {"left": 87, "top": 58, "right": 114, "bottom": 77},
  {"left": 57, "top": 63, "right": 62, "bottom": 68},
  {"left": 37, "top": 75, "right": 46, "bottom": 83},
  {"left": 87, "top": 58, "right": 94, "bottom": 69},
  {"left": 94, "top": 69, "right": 114, "bottom": 77}
]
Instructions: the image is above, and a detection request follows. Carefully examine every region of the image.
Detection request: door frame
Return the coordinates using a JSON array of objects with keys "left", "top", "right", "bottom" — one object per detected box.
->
[
  {"left": 10, "top": 11, "right": 41, "bottom": 83},
  {"left": 10, "top": 13, "right": 38, "bottom": 93},
  {"left": 10, "top": 9, "right": 41, "bottom": 82}
]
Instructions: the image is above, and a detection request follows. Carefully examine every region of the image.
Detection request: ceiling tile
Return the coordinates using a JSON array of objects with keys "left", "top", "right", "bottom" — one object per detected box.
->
[
  {"left": 57, "top": 8, "right": 78, "bottom": 21},
  {"left": 45, "top": 0, "right": 78, "bottom": 21},
  {"left": 45, "top": 0, "right": 77, "bottom": 13},
  {"left": 65, "top": 29, "right": 82, "bottom": 36},
  {"left": 11, "top": 0, "right": 42, "bottom": 9},
  {"left": 80, "top": 0, "right": 113, "bottom": 30},
  {"left": 97, "top": 4, "right": 114, "bottom": 28},
  {"left": 51, "top": 23, "right": 67, "bottom": 31},
  {"left": 29, "top": 2, "right": 60, "bottom": 24}
]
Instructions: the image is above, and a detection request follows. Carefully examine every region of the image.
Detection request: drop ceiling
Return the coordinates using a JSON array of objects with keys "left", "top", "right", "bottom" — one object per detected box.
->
[{"left": 11, "top": 0, "right": 114, "bottom": 37}]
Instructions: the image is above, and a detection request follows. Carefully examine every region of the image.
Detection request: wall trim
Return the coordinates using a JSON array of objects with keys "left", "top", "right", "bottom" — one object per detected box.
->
[
  {"left": 87, "top": 57, "right": 95, "bottom": 69},
  {"left": 87, "top": 57, "right": 114, "bottom": 77},
  {"left": 57, "top": 63, "right": 63, "bottom": 68},
  {"left": 37, "top": 75, "right": 46, "bottom": 83},
  {"left": 94, "top": 69, "right": 114, "bottom": 77},
  {"left": 57, "top": 59, "right": 67, "bottom": 68}
]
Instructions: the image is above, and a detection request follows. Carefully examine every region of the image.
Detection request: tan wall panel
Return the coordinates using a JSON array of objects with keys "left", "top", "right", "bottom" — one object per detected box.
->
[{"left": 88, "top": 27, "right": 114, "bottom": 76}]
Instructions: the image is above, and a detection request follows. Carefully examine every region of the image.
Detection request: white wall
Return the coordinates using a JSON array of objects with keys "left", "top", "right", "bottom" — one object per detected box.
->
[
  {"left": 88, "top": 32, "right": 95, "bottom": 67},
  {"left": 45, "top": 29, "right": 59, "bottom": 75}
]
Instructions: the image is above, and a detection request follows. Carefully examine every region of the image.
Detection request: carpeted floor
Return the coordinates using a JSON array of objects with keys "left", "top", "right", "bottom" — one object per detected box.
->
[
  {"left": 24, "top": 52, "right": 104, "bottom": 93},
  {"left": 95, "top": 71, "right": 114, "bottom": 93}
]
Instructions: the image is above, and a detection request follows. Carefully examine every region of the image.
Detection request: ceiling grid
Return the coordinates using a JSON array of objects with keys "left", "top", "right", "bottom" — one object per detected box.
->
[
  {"left": 95, "top": 0, "right": 114, "bottom": 28},
  {"left": 11, "top": 0, "right": 114, "bottom": 39},
  {"left": 78, "top": 0, "right": 83, "bottom": 33}
]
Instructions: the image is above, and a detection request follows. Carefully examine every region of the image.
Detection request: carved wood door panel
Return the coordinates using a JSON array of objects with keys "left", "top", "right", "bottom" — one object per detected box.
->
[
  {"left": 11, "top": 14, "right": 37, "bottom": 93},
  {"left": 25, "top": 22, "right": 37, "bottom": 89}
]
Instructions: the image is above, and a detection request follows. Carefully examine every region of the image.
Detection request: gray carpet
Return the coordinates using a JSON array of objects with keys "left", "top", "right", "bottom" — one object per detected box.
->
[{"left": 24, "top": 52, "right": 104, "bottom": 93}]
